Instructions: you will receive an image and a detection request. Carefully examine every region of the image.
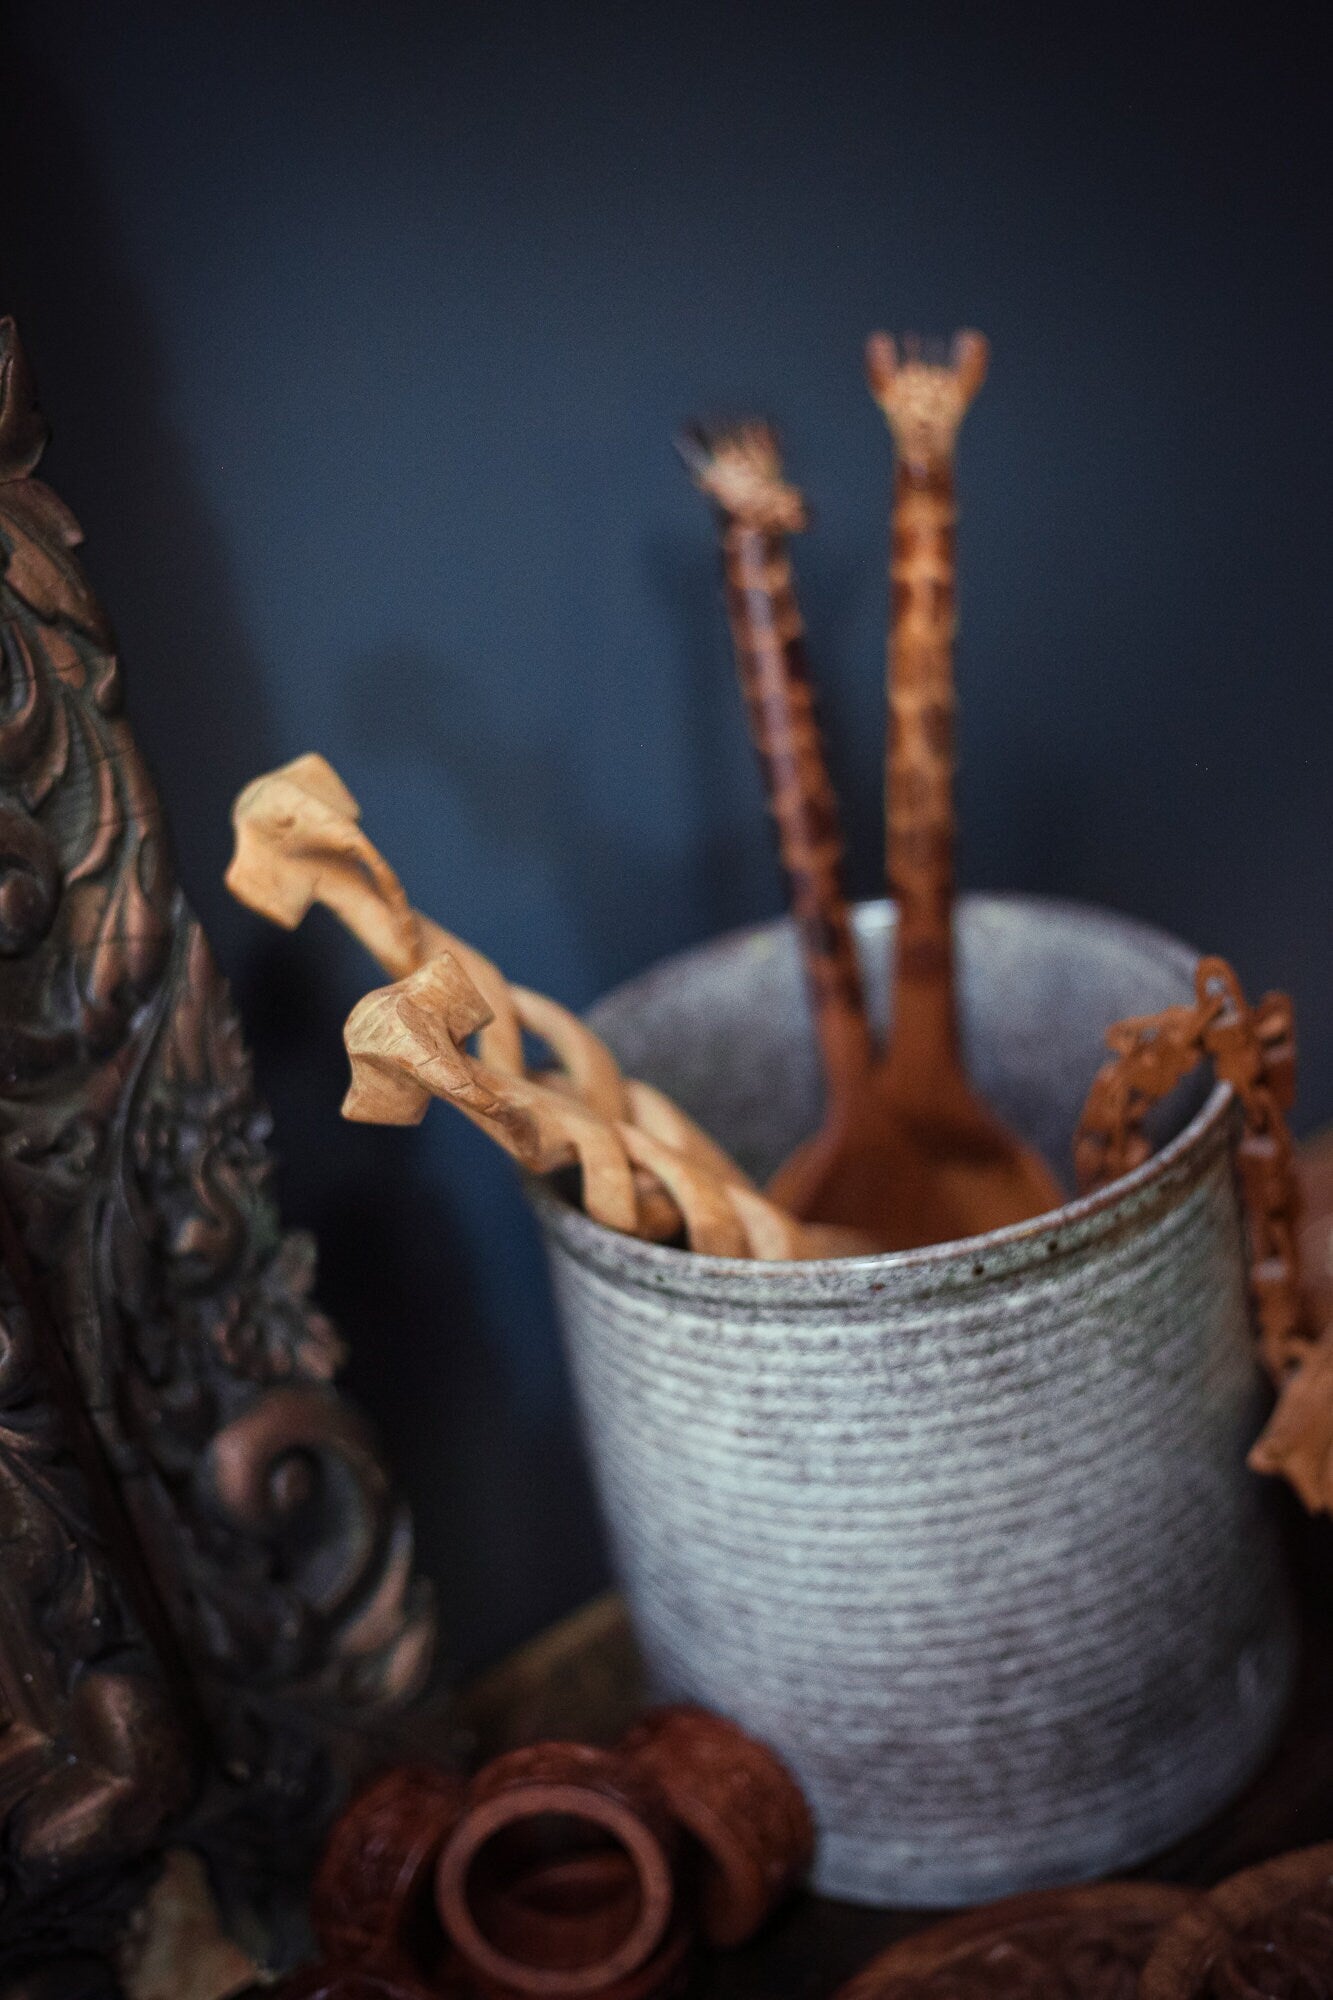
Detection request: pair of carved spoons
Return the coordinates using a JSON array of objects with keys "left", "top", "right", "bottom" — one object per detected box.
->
[
  {"left": 684, "top": 340, "right": 1061, "bottom": 1251},
  {"left": 228, "top": 757, "right": 867, "bottom": 1260}
]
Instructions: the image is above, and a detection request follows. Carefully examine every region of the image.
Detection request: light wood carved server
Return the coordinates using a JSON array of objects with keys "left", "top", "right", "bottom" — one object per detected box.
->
[{"left": 0, "top": 323, "right": 432, "bottom": 1995}]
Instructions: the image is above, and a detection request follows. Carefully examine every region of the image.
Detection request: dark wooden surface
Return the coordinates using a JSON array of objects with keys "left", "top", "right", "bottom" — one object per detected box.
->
[{"left": 452, "top": 1508, "right": 1333, "bottom": 2000}]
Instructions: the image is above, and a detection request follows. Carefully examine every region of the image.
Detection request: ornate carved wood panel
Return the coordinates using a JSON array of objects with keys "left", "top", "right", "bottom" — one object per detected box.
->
[{"left": 0, "top": 318, "right": 434, "bottom": 1989}]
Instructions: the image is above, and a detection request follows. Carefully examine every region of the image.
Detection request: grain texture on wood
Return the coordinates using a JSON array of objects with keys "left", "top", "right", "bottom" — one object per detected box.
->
[{"left": 621, "top": 1706, "right": 814, "bottom": 1947}]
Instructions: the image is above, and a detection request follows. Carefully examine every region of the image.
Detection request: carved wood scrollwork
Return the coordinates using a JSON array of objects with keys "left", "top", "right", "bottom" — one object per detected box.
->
[{"left": 0, "top": 317, "right": 434, "bottom": 1985}]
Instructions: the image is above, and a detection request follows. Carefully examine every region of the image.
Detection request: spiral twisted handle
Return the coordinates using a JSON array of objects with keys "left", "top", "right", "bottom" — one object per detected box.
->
[{"left": 229, "top": 755, "right": 859, "bottom": 1260}]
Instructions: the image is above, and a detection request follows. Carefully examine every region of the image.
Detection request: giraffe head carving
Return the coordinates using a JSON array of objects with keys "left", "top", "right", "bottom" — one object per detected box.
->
[
  {"left": 865, "top": 330, "right": 989, "bottom": 473},
  {"left": 678, "top": 421, "right": 808, "bottom": 533}
]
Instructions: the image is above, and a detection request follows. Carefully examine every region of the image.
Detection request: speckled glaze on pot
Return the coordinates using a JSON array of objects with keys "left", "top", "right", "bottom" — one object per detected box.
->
[{"left": 530, "top": 897, "right": 1297, "bottom": 1908}]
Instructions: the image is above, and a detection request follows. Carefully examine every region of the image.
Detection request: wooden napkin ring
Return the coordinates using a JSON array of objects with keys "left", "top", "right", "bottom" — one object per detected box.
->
[
  {"left": 311, "top": 1763, "right": 467, "bottom": 1966},
  {"left": 1141, "top": 1841, "right": 1333, "bottom": 1998},
  {"left": 457, "top": 1846, "right": 643, "bottom": 1970},
  {"left": 619, "top": 1705, "right": 814, "bottom": 1947},
  {"left": 466, "top": 1915, "right": 693, "bottom": 2000},
  {"left": 434, "top": 1742, "right": 678, "bottom": 1997}
]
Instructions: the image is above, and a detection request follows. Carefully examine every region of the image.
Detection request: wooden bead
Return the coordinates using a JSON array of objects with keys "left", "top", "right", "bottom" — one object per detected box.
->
[
  {"left": 435, "top": 1742, "right": 677, "bottom": 1997},
  {"left": 619, "top": 1705, "right": 814, "bottom": 1947},
  {"left": 310, "top": 1763, "right": 466, "bottom": 1966}
]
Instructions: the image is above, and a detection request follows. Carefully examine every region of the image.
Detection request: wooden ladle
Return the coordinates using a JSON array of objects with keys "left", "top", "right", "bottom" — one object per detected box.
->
[{"left": 686, "top": 340, "right": 1062, "bottom": 1251}]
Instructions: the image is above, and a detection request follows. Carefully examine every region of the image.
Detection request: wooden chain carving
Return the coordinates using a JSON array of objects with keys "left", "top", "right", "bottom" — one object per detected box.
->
[
  {"left": 1074, "top": 953, "right": 1333, "bottom": 1511},
  {"left": 0, "top": 319, "right": 432, "bottom": 1990},
  {"left": 229, "top": 756, "right": 871, "bottom": 1261}
]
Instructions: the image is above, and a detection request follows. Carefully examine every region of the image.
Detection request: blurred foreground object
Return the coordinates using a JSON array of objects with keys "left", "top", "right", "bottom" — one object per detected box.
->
[
  {"left": 1141, "top": 1842, "right": 1333, "bottom": 1999},
  {"left": 0, "top": 316, "right": 431, "bottom": 1993},
  {"left": 118, "top": 1852, "right": 258, "bottom": 2000},
  {"left": 834, "top": 1881, "right": 1200, "bottom": 1999}
]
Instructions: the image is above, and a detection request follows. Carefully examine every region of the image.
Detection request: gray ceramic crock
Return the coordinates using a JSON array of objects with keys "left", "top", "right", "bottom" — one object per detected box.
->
[{"left": 530, "top": 896, "right": 1296, "bottom": 1907}]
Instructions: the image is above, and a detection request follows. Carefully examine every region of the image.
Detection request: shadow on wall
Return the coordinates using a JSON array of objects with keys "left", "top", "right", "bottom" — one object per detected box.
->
[
  {"left": 335, "top": 522, "right": 875, "bottom": 1004},
  {"left": 340, "top": 626, "right": 773, "bottom": 992},
  {"left": 0, "top": 19, "right": 599, "bottom": 1674},
  {"left": 0, "top": 17, "right": 272, "bottom": 968}
]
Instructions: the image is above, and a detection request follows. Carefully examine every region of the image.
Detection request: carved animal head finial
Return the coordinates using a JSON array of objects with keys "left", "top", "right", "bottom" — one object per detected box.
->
[
  {"left": 1249, "top": 1334, "right": 1333, "bottom": 1513},
  {"left": 678, "top": 421, "right": 808, "bottom": 533},
  {"left": 865, "top": 330, "right": 989, "bottom": 472},
  {"left": 342, "top": 955, "right": 643, "bottom": 1233},
  {"left": 343, "top": 954, "right": 500, "bottom": 1130},
  {"left": 227, "top": 752, "right": 423, "bottom": 975}
]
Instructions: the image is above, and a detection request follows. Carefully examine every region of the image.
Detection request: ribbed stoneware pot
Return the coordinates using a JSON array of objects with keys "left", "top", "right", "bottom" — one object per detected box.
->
[{"left": 530, "top": 896, "right": 1297, "bottom": 1907}]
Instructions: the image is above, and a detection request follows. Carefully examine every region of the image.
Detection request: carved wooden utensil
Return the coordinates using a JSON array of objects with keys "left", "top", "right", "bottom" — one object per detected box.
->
[
  {"left": 682, "top": 348, "right": 1061, "bottom": 1250},
  {"left": 341, "top": 954, "right": 869, "bottom": 1260},
  {"left": 854, "top": 330, "right": 1063, "bottom": 1248},
  {"left": 227, "top": 753, "right": 774, "bottom": 1191},
  {"left": 227, "top": 757, "right": 871, "bottom": 1256},
  {"left": 680, "top": 424, "right": 879, "bottom": 1225}
]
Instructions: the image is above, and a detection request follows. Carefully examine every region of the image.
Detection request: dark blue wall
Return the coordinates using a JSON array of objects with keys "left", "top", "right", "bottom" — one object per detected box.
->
[{"left": 2, "top": 0, "right": 1330, "bottom": 1670}]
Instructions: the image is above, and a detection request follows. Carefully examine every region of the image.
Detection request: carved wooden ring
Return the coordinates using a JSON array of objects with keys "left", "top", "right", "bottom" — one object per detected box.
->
[
  {"left": 464, "top": 1916, "right": 694, "bottom": 2000},
  {"left": 1140, "top": 1841, "right": 1333, "bottom": 1999},
  {"left": 310, "top": 1762, "right": 466, "bottom": 1966},
  {"left": 434, "top": 1743, "right": 677, "bottom": 1996},
  {"left": 452, "top": 1846, "right": 641, "bottom": 1971},
  {"left": 619, "top": 1705, "right": 814, "bottom": 1947}
]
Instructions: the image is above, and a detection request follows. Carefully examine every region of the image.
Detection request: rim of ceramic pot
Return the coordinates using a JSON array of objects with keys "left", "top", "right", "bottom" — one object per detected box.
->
[{"left": 528, "top": 895, "right": 1236, "bottom": 1308}]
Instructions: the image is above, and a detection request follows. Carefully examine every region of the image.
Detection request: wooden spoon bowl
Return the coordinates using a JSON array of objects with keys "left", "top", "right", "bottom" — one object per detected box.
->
[{"left": 771, "top": 1063, "right": 1061, "bottom": 1251}]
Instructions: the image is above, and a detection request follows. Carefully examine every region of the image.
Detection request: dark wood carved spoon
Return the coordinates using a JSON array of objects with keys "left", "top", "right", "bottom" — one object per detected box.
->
[{"left": 681, "top": 420, "right": 878, "bottom": 1218}]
